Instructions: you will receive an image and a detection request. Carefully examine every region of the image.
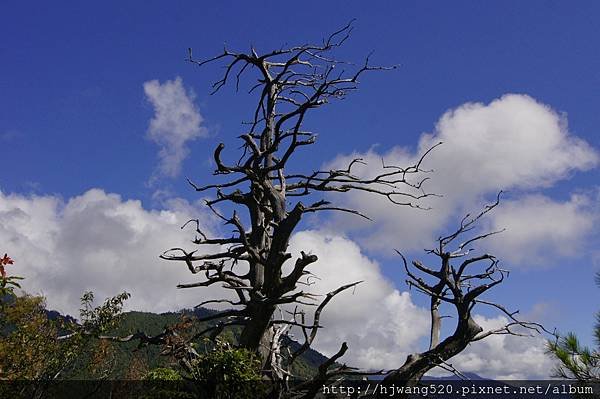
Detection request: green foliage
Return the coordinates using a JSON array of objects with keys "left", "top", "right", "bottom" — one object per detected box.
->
[
  {"left": 144, "top": 367, "right": 184, "bottom": 381},
  {"left": 140, "top": 345, "right": 265, "bottom": 399},
  {"left": 188, "top": 339, "right": 264, "bottom": 398},
  {"left": 0, "top": 275, "right": 22, "bottom": 300},
  {"left": 0, "top": 251, "right": 320, "bottom": 385},
  {"left": 548, "top": 333, "right": 600, "bottom": 381},
  {"left": 0, "top": 253, "right": 21, "bottom": 312},
  {"left": 548, "top": 271, "right": 600, "bottom": 382},
  {"left": 80, "top": 290, "right": 131, "bottom": 334},
  {"left": 0, "top": 294, "right": 79, "bottom": 379},
  {"left": 141, "top": 368, "right": 193, "bottom": 399},
  {"left": 67, "top": 310, "right": 323, "bottom": 381},
  {"left": 0, "top": 276, "right": 130, "bottom": 380}
]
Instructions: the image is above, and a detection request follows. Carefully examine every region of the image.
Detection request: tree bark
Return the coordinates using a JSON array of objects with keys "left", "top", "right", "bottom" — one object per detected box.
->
[
  {"left": 385, "top": 314, "right": 482, "bottom": 385},
  {"left": 239, "top": 303, "right": 277, "bottom": 366}
]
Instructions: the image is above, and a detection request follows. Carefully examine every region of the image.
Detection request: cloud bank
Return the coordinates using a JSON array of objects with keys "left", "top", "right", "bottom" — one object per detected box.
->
[
  {"left": 483, "top": 193, "right": 598, "bottom": 265},
  {"left": 0, "top": 189, "right": 556, "bottom": 378},
  {"left": 445, "top": 315, "right": 555, "bottom": 379},
  {"left": 144, "top": 77, "right": 207, "bottom": 181},
  {"left": 0, "top": 189, "right": 222, "bottom": 315},
  {"left": 286, "top": 230, "right": 429, "bottom": 369},
  {"left": 0, "top": 188, "right": 429, "bottom": 370}
]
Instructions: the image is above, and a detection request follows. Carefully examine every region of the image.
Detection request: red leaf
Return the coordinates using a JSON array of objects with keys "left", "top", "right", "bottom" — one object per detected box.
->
[{"left": 0, "top": 253, "right": 14, "bottom": 266}]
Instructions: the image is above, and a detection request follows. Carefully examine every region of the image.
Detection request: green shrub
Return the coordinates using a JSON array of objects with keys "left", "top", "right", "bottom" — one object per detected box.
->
[{"left": 189, "top": 339, "right": 264, "bottom": 398}]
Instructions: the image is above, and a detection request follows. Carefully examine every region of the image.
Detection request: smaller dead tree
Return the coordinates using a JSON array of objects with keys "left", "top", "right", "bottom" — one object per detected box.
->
[{"left": 385, "top": 193, "right": 547, "bottom": 386}]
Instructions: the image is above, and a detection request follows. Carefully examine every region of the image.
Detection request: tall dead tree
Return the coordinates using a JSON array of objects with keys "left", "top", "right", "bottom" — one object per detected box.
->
[
  {"left": 158, "top": 22, "right": 437, "bottom": 376},
  {"left": 384, "top": 193, "right": 546, "bottom": 385}
]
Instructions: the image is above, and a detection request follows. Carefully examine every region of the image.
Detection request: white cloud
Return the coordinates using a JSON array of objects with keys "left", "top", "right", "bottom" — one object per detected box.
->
[
  {"left": 0, "top": 189, "right": 226, "bottom": 316},
  {"left": 427, "top": 95, "right": 597, "bottom": 190},
  {"left": 286, "top": 230, "right": 429, "bottom": 369},
  {"left": 325, "top": 94, "right": 599, "bottom": 265},
  {"left": 144, "top": 77, "right": 207, "bottom": 181},
  {"left": 446, "top": 315, "right": 555, "bottom": 379},
  {"left": 483, "top": 194, "right": 598, "bottom": 265}
]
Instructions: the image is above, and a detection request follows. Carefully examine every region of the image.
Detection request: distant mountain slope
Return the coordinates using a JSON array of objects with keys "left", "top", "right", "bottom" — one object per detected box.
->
[{"left": 60, "top": 307, "right": 328, "bottom": 379}]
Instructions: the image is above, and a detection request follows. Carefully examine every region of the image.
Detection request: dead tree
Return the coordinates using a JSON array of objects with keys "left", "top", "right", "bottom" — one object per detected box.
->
[
  {"left": 156, "top": 21, "right": 437, "bottom": 379},
  {"left": 384, "top": 192, "right": 546, "bottom": 386}
]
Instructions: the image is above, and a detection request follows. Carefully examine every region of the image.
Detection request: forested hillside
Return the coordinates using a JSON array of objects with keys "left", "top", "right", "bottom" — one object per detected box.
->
[{"left": 60, "top": 308, "right": 326, "bottom": 380}]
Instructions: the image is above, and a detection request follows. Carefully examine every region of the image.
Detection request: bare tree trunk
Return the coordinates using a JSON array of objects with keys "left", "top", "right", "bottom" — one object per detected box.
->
[
  {"left": 238, "top": 303, "right": 276, "bottom": 364},
  {"left": 386, "top": 313, "right": 482, "bottom": 384},
  {"left": 151, "top": 23, "right": 437, "bottom": 394},
  {"left": 429, "top": 296, "right": 442, "bottom": 349}
]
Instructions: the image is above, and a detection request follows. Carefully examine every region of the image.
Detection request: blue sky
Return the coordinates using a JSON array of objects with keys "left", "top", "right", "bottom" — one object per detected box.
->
[{"left": 1, "top": 1, "right": 599, "bottom": 378}]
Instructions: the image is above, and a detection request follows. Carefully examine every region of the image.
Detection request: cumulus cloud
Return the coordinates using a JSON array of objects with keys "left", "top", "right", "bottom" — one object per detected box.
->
[
  {"left": 144, "top": 77, "right": 207, "bottom": 181},
  {"left": 428, "top": 95, "right": 597, "bottom": 190},
  {"left": 325, "top": 94, "right": 599, "bottom": 265},
  {"left": 0, "top": 189, "right": 226, "bottom": 316},
  {"left": 483, "top": 194, "right": 598, "bottom": 265},
  {"left": 446, "top": 315, "right": 555, "bottom": 379},
  {"left": 285, "top": 230, "right": 429, "bottom": 369}
]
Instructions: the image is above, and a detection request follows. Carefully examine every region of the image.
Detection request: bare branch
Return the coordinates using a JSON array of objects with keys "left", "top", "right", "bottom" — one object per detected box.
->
[
  {"left": 386, "top": 195, "right": 550, "bottom": 386},
  {"left": 289, "top": 281, "right": 362, "bottom": 364}
]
